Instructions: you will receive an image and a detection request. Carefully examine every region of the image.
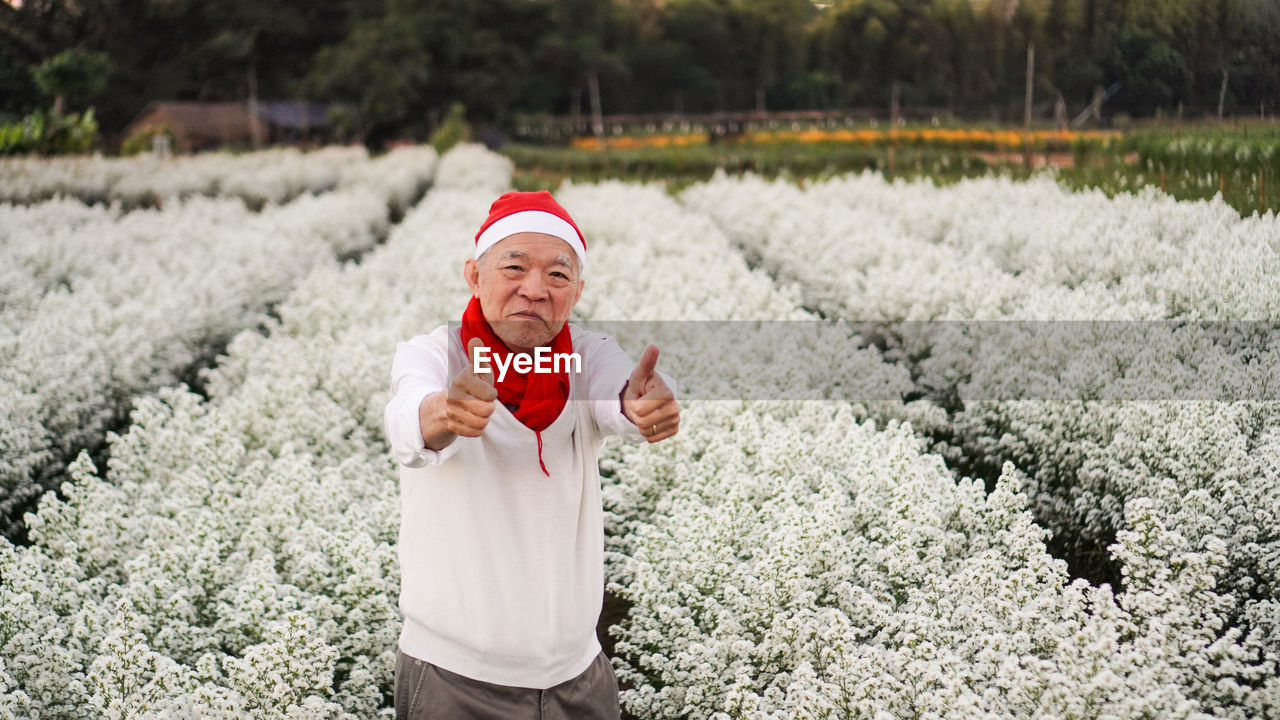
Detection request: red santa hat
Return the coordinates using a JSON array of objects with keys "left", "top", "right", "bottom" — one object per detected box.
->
[{"left": 474, "top": 191, "right": 587, "bottom": 272}]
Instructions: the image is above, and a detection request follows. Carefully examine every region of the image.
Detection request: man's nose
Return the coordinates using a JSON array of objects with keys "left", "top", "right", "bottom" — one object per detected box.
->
[{"left": 517, "top": 273, "right": 549, "bottom": 301}]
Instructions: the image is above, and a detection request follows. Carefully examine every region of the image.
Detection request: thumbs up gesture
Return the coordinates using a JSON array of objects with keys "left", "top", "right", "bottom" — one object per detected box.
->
[
  {"left": 622, "top": 345, "right": 680, "bottom": 443},
  {"left": 420, "top": 338, "right": 498, "bottom": 449},
  {"left": 446, "top": 338, "right": 498, "bottom": 437}
]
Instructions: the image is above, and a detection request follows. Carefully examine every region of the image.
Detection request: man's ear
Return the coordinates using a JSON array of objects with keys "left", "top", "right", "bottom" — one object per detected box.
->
[{"left": 463, "top": 258, "right": 480, "bottom": 295}]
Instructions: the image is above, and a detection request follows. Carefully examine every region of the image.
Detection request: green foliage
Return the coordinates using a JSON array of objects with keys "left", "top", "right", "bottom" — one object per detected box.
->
[
  {"left": 30, "top": 50, "right": 112, "bottom": 111},
  {"left": 324, "top": 105, "right": 361, "bottom": 144},
  {"left": 428, "top": 103, "right": 470, "bottom": 154},
  {"left": 2, "top": 0, "right": 1278, "bottom": 143},
  {"left": 1129, "top": 126, "right": 1280, "bottom": 178},
  {"left": 1105, "top": 26, "right": 1190, "bottom": 114},
  {"left": 307, "top": 12, "right": 432, "bottom": 142},
  {"left": 305, "top": 0, "right": 546, "bottom": 144},
  {"left": 0, "top": 108, "right": 97, "bottom": 156},
  {"left": 1082, "top": 124, "right": 1280, "bottom": 214}
]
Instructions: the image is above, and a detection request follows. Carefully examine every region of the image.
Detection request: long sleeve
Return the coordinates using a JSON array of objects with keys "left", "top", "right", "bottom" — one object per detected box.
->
[
  {"left": 384, "top": 325, "right": 460, "bottom": 467},
  {"left": 577, "top": 328, "right": 677, "bottom": 443}
]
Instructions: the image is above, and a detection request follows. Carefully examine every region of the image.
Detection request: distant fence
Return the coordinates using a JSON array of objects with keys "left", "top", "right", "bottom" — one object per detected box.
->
[{"left": 513, "top": 108, "right": 958, "bottom": 143}]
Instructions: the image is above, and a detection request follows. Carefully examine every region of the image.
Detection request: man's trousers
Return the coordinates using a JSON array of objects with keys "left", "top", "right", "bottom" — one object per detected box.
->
[{"left": 394, "top": 648, "right": 622, "bottom": 720}]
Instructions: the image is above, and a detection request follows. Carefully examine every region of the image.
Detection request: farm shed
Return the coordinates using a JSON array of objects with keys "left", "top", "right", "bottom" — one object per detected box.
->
[{"left": 123, "top": 100, "right": 337, "bottom": 153}]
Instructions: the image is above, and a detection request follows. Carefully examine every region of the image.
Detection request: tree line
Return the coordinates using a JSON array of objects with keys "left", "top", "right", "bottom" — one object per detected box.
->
[{"left": 2, "top": 0, "right": 1277, "bottom": 148}]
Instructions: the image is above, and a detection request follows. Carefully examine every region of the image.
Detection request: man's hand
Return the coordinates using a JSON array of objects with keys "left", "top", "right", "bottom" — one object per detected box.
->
[
  {"left": 420, "top": 338, "right": 498, "bottom": 450},
  {"left": 622, "top": 345, "right": 680, "bottom": 443}
]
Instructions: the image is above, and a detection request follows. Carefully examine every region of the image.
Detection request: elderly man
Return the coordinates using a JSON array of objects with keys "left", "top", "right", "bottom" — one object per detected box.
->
[{"left": 384, "top": 190, "right": 680, "bottom": 719}]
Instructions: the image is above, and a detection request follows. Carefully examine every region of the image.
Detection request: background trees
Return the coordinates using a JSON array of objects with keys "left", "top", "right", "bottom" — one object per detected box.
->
[{"left": 1, "top": 0, "right": 1276, "bottom": 147}]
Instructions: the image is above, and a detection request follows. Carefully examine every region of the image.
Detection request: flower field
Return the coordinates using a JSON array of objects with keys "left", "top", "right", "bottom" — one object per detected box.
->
[
  {"left": 2, "top": 144, "right": 1278, "bottom": 718},
  {"left": 0, "top": 146, "right": 415, "bottom": 209},
  {"left": 570, "top": 128, "right": 1118, "bottom": 154},
  {"left": 0, "top": 144, "right": 437, "bottom": 539}
]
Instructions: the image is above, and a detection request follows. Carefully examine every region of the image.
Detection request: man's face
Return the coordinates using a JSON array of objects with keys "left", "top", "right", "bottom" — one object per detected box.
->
[{"left": 465, "top": 232, "right": 584, "bottom": 353}]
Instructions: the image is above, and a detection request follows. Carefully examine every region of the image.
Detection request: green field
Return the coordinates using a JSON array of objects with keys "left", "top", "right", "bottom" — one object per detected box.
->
[{"left": 504, "top": 122, "right": 1280, "bottom": 217}]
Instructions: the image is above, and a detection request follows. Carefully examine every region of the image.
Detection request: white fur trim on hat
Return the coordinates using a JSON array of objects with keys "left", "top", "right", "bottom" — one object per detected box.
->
[{"left": 475, "top": 210, "right": 587, "bottom": 271}]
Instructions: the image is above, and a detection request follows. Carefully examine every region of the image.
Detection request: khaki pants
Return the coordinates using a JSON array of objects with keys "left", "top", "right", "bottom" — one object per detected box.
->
[{"left": 394, "top": 649, "right": 622, "bottom": 720}]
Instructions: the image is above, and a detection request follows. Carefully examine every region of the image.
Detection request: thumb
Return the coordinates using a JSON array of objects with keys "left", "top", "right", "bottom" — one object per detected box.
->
[
  {"left": 628, "top": 345, "right": 660, "bottom": 393},
  {"left": 467, "top": 338, "right": 495, "bottom": 385}
]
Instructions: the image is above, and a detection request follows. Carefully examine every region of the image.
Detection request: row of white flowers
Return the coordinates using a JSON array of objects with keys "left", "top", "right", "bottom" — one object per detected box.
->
[
  {"left": 3, "top": 148, "right": 1275, "bottom": 718},
  {"left": 0, "top": 152, "right": 893, "bottom": 716},
  {"left": 0, "top": 145, "right": 438, "bottom": 538},
  {"left": 0, "top": 145, "right": 511, "bottom": 718},
  {"left": 0, "top": 145, "right": 435, "bottom": 210},
  {"left": 681, "top": 171, "right": 1280, "bottom": 683},
  {"left": 684, "top": 171, "right": 1278, "bottom": 322},
  {"left": 565, "top": 180, "right": 1277, "bottom": 718}
]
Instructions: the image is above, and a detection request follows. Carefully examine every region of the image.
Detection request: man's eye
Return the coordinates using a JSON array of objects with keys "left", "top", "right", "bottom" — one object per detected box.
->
[{"left": 504, "top": 265, "right": 523, "bottom": 272}]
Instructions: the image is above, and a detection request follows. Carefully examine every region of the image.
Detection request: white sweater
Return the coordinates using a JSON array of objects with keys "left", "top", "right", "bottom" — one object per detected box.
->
[{"left": 384, "top": 323, "right": 667, "bottom": 689}]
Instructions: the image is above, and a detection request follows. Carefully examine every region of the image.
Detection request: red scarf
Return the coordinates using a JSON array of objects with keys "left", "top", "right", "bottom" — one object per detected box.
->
[{"left": 460, "top": 296, "right": 572, "bottom": 476}]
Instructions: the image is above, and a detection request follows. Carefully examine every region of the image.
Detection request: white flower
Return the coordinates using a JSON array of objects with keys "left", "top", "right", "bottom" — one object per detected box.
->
[{"left": 4, "top": 146, "right": 1278, "bottom": 718}]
